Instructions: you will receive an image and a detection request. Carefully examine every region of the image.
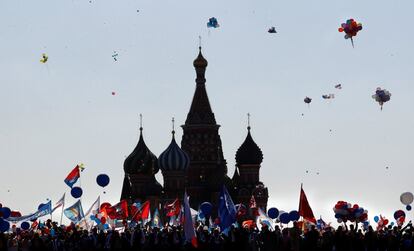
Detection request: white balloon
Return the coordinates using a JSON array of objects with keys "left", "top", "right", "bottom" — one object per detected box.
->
[{"left": 400, "top": 192, "right": 414, "bottom": 205}]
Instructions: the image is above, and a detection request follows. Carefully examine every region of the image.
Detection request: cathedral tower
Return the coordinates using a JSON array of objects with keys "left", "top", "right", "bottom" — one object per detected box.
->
[{"left": 181, "top": 47, "right": 230, "bottom": 208}]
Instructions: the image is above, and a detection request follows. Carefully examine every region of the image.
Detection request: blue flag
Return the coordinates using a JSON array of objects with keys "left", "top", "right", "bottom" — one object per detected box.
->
[
  {"left": 218, "top": 185, "right": 236, "bottom": 234},
  {"left": 6, "top": 200, "right": 52, "bottom": 222},
  {"left": 64, "top": 200, "right": 84, "bottom": 223},
  {"left": 151, "top": 208, "right": 162, "bottom": 228}
]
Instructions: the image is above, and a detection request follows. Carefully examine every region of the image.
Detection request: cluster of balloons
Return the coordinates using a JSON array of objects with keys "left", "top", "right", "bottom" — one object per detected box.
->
[
  {"left": 0, "top": 204, "right": 11, "bottom": 233},
  {"left": 400, "top": 192, "right": 413, "bottom": 211},
  {"left": 207, "top": 17, "right": 219, "bottom": 28},
  {"left": 267, "top": 207, "right": 299, "bottom": 224},
  {"left": 333, "top": 201, "right": 368, "bottom": 223},
  {"left": 40, "top": 53, "right": 48, "bottom": 63},
  {"left": 304, "top": 97, "right": 312, "bottom": 105},
  {"left": 268, "top": 27, "right": 277, "bottom": 33},
  {"left": 338, "top": 19, "right": 363, "bottom": 47},
  {"left": 372, "top": 87, "right": 391, "bottom": 110},
  {"left": 394, "top": 210, "right": 406, "bottom": 227},
  {"left": 89, "top": 202, "right": 112, "bottom": 230},
  {"left": 322, "top": 94, "right": 335, "bottom": 99},
  {"left": 374, "top": 215, "right": 389, "bottom": 230}
]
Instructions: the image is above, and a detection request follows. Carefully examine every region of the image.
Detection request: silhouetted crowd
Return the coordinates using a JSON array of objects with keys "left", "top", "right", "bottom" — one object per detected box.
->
[{"left": 1, "top": 221, "right": 414, "bottom": 251}]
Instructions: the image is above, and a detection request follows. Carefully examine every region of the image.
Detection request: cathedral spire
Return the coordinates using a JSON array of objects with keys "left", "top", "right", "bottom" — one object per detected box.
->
[{"left": 185, "top": 47, "right": 216, "bottom": 125}]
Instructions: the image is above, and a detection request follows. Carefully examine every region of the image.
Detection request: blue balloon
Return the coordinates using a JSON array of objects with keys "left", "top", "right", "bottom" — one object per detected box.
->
[
  {"left": 374, "top": 216, "right": 379, "bottom": 223},
  {"left": 96, "top": 174, "right": 110, "bottom": 188},
  {"left": 279, "top": 213, "right": 290, "bottom": 224},
  {"left": 0, "top": 219, "right": 10, "bottom": 233},
  {"left": 71, "top": 186, "right": 83, "bottom": 198},
  {"left": 289, "top": 210, "right": 300, "bottom": 222},
  {"left": 200, "top": 202, "right": 212, "bottom": 216},
  {"left": 21, "top": 222, "right": 30, "bottom": 230},
  {"left": 268, "top": 208, "right": 279, "bottom": 219},
  {"left": 0, "top": 207, "right": 11, "bottom": 219},
  {"left": 103, "top": 223, "right": 109, "bottom": 229},
  {"left": 406, "top": 205, "right": 412, "bottom": 211}
]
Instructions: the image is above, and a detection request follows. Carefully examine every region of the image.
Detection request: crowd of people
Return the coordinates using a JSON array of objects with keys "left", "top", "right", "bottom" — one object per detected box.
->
[{"left": 1, "top": 220, "right": 414, "bottom": 251}]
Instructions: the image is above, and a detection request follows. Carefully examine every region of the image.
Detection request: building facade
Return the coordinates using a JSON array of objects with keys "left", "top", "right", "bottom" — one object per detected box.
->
[{"left": 121, "top": 48, "right": 268, "bottom": 213}]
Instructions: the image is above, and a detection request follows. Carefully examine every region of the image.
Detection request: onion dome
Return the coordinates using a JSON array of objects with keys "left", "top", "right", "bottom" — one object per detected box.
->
[
  {"left": 159, "top": 130, "right": 190, "bottom": 172},
  {"left": 124, "top": 127, "right": 159, "bottom": 175},
  {"left": 235, "top": 126, "right": 263, "bottom": 165},
  {"left": 193, "top": 47, "right": 208, "bottom": 68}
]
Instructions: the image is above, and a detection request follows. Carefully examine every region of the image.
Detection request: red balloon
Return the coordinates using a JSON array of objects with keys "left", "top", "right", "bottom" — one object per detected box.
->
[
  {"left": 100, "top": 202, "right": 111, "bottom": 212},
  {"left": 101, "top": 217, "right": 106, "bottom": 224}
]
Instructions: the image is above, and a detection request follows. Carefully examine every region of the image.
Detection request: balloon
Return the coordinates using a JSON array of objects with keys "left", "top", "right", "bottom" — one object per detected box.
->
[
  {"left": 103, "top": 223, "right": 109, "bottom": 229},
  {"left": 71, "top": 187, "right": 83, "bottom": 198},
  {"left": 267, "top": 208, "right": 279, "bottom": 219},
  {"left": 279, "top": 213, "right": 290, "bottom": 224},
  {"left": 0, "top": 207, "right": 11, "bottom": 219},
  {"left": 10, "top": 211, "right": 22, "bottom": 218},
  {"left": 406, "top": 205, "right": 412, "bottom": 211},
  {"left": 207, "top": 17, "right": 220, "bottom": 28},
  {"left": 289, "top": 210, "right": 300, "bottom": 222},
  {"left": 338, "top": 19, "right": 362, "bottom": 47},
  {"left": 304, "top": 97, "right": 312, "bottom": 104},
  {"left": 374, "top": 216, "right": 379, "bottom": 223},
  {"left": 100, "top": 217, "right": 106, "bottom": 224},
  {"left": 40, "top": 53, "right": 48, "bottom": 63},
  {"left": 100, "top": 203, "right": 111, "bottom": 212},
  {"left": 400, "top": 192, "right": 414, "bottom": 205},
  {"left": 96, "top": 174, "right": 110, "bottom": 188},
  {"left": 21, "top": 222, "right": 30, "bottom": 230},
  {"left": 200, "top": 202, "right": 213, "bottom": 216},
  {"left": 394, "top": 210, "right": 405, "bottom": 220},
  {"left": 0, "top": 219, "right": 10, "bottom": 232}
]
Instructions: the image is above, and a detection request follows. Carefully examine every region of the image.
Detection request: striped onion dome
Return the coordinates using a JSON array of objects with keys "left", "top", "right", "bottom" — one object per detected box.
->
[{"left": 159, "top": 131, "right": 190, "bottom": 172}]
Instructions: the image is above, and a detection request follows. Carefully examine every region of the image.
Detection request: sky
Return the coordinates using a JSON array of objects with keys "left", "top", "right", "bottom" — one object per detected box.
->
[{"left": 1, "top": 0, "right": 414, "bottom": 225}]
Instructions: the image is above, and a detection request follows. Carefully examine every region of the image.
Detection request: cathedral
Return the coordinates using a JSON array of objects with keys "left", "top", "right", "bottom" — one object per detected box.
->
[{"left": 120, "top": 47, "right": 268, "bottom": 214}]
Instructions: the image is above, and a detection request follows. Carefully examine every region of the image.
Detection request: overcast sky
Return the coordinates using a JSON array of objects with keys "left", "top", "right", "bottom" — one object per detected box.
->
[{"left": 1, "top": 0, "right": 414, "bottom": 225}]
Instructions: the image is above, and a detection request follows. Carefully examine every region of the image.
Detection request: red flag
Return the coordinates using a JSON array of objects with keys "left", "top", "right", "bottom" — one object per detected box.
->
[
  {"left": 106, "top": 200, "right": 129, "bottom": 220},
  {"left": 165, "top": 198, "right": 181, "bottom": 217},
  {"left": 298, "top": 185, "right": 316, "bottom": 224},
  {"left": 249, "top": 195, "right": 259, "bottom": 216},
  {"left": 132, "top": 201, "right": 150, "bottom": 222},
  {"left": 64, "top": 165, "right": 81, "bottom": 188}
]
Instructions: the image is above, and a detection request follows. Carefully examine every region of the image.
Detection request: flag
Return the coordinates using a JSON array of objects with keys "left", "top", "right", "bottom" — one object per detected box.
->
[
  {"left": 80, "top": 196, "right": 100, "bottom": 230},
  {"left": 256, "top": 208, "right": 274, "bottom": 230},
  {"left": 106, "top": 200, "right": 129, "bottom": 220},
  {"left": 249, "top": 195, "right": 259, "bottom": 216},
  {"left": 131, "top": 201, "right": 150, "bottom": 222},
  {"left": 52, "top": 193, "right": 65, "bottom": 213},
  {"left": 6, "top": 201, "right": 52, "bottom": 222},
  {"left": 64, "top": 165, "right": 81, "bottom": 188},
  {"left": 165, "top": 198, "right": 181, "bottom": 217},
  {"left": 152, "top": 208, "right": 162, "bottom": 228},
  {"left": 316, "top": 216, "right": 327, "bottom": 230},
  {"left": 218, "top": 185, "right": 236, "bottom": 234},
  {"left": 242, "top": 220, "right": 255, "bottom": 229},
  {"left": 235, "top": 204, "right": 247, "bottom": 219},
  {"left": 183, "top": 191, "right": 197, "bottom": 248},
  {"left": 84, "top": 196, "right": 100, "bottom": 218},
  {"left": 64, "top": 200, "right": 84, "bottom": 223},
  {"left": 249, "top": 195, "right": 257, "bottom": 208},
  {"left": 298, "top": 184, "right": 316, "bottom": 224}
]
